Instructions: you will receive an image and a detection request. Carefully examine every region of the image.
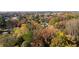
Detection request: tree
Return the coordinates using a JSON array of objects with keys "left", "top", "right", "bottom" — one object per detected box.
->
[{"left": 0, "top": 16, "right": 6, "bottom": 29}]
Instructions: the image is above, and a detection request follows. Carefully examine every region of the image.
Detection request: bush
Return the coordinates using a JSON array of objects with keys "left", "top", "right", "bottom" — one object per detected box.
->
[
  {"left": 21, "top": 41, "right": 30, "bottom": 47},
  {"left": 65, "top": 19, "right": 79, "bottom": 36},
  {"left": 0, "top": 35, "right": 18, "bottom": 47},
  {"left": 30, "top": 39, "right": 44, "bottom": 47},
  {"left": 22, "top": 31, "right": 33, "bottom": 41},
  {"left": 48, "top": 17, "right": 60, "bottom": 25},
  {"left": 50, "top": 31, "right": 75, "bottom": 47}
]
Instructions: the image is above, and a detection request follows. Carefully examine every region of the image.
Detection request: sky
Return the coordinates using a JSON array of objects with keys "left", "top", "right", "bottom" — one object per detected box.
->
[{"left": 0, "top": 0, "right": 79, "bottom": 11}]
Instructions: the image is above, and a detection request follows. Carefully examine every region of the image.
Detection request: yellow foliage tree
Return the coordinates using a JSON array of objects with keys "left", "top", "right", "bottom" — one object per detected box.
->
[{"left": 13, "top": 24, "right": 29, "bottom": 38}]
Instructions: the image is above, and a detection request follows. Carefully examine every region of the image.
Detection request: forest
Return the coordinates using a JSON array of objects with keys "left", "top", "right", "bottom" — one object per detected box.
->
[{"left": 0, "top": 11, "right": 79, "bottom": 47}]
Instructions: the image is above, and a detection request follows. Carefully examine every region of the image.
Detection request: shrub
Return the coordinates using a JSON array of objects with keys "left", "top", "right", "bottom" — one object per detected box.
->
[
  {"left": 21, "top": 41, "right": 30, "bottom": 47},
  {"left": 50, "top": 31, "right": 75, "bottom": 47},
  {"left": 0, "top": 35, "right": 18, "bottom": 47},
  {"left": 30, "top": 39, "right": 44, "bottom": 47},
  {"left": 65, "top": 19, "right": 79, "bottom": 36},
  {"left": 22, "top": 31, "right": 33, "bottom": 41},
  {"left": 36, "top": 25, "right": 58, "bottom": 46},
  {"left": 48, "top": 17, "right": 60, "bottom": 25}
]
